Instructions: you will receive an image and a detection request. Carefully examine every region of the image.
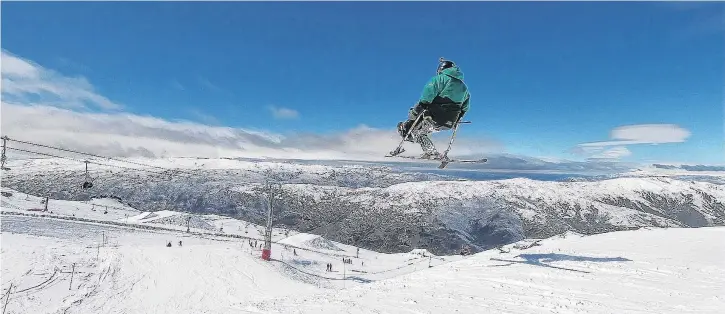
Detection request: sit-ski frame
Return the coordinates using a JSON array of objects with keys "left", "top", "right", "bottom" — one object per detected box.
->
[{"left": 386, "top": 109, "right": 480, "bottom": 168}]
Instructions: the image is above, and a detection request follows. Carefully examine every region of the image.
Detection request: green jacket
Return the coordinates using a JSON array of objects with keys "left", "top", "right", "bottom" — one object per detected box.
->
[{"left": 418, "top": 66, "right": 470, "bottom": 115}]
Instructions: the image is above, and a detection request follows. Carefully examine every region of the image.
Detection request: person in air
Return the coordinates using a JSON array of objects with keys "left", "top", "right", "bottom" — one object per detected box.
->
[{"left": 397, "top": 58, "right": 471, "bottom": 159}]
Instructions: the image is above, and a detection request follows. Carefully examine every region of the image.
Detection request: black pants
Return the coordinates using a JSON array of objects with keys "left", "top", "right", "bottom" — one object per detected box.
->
[{"left": 404, "top": 103, "right": 462, "bottom": 132}]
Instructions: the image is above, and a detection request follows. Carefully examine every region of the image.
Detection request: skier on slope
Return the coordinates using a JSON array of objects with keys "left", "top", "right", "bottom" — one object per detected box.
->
[{"left": 397, "top": 58, "right": 471, "bottom": 159}]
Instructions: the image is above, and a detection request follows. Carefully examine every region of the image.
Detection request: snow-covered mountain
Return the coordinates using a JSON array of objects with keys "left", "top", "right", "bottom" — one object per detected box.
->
[{"left": 2, "top": 157, "right": 724, "bottom": 255}]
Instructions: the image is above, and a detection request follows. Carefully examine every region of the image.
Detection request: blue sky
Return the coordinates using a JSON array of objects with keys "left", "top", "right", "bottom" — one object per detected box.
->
[{"left": 1, "top": 1, "right": 723, "bottom": 165}]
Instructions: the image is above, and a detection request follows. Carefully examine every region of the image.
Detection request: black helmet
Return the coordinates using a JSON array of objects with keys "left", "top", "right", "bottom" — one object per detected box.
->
[{"left": 437, "top": 57, "right": 455, "bottom": 74}]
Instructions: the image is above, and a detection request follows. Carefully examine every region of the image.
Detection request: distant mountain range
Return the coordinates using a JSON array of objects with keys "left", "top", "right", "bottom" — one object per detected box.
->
[{"left": 2, "top": 157, "right": 723, "bottom": 255}]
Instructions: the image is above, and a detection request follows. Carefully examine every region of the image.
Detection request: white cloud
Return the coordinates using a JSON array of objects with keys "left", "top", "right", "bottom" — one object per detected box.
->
[
  {"left": 1, "top": 50, "right": 122, "bottom": 111},
  {"left": 573, "top": 124, "right": 691, "bottom": 160},
  {"left": 579, "top": 124, "right": 691, "bottom": 147},
  {"left": 198, "top": 77, "right": 222, "bottom": 92},
  {"left": 589, "top": 146, "right": 632, "bottom": 160},
  {"left": 268, "top": 105, "right": 300, "bottom": 120},
  {"left": 2, "top": 51, "right": 40, "bottom": 78},
  {"left": 171, "top": 79, "right": 185, "bottom": 91}
]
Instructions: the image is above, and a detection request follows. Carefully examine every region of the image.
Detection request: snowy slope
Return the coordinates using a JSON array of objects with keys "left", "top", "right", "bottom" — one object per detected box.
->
[
  {"left": 1, "top": 213, "right": 463, "bottom": 314},
  {"left": 0, "top": 226, "right": 320, "bottom": 314},
  {"left": 0, "top": 188, "right": 297, "bottom": 242},
  {"left": 4, "top": 215, "right": 722, "bottom": 314},
  {"left": 244, "top": 227, "right": 725, "bottom": 314},
  {"left": 0, "top": 188, "right": 140, "bottom": 221}
]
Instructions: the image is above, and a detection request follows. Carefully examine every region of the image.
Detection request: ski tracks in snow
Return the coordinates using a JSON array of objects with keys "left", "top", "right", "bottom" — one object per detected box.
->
[
  {"left": 58, "top": 242, "right": 321, "bottom": 314},
  {"left": 2, "top": 213, "right": 724, "bottom": 314}
]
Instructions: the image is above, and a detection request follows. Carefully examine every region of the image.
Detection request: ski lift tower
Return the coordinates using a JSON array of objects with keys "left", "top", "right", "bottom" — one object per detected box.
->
[{"left": 262, "top": 181, "right": 281, "bottom": 261}]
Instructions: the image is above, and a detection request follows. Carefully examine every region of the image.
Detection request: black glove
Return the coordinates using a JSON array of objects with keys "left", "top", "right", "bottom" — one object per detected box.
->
[
  {"left": 415, "top": 102, "right": 430, "bottom": 112},
  {"left": 456, "top": 110, "right": 466, "bottom": 123}
]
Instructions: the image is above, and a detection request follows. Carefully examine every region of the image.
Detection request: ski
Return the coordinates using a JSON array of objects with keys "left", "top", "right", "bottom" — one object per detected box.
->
[
  {"left": 438, "top": 157, "right": 487, "bottom": 169},
  {"left": 385, "top": 154, "right": 487, "bottom": 167}
]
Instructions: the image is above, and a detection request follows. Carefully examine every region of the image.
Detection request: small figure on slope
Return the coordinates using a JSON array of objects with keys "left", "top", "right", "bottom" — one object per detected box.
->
[{"left": 396, "top": 58, "right": 471, "bottom": 159}]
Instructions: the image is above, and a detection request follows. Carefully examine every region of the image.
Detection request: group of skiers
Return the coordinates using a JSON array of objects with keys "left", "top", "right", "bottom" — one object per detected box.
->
[
  {"left": 248, "top": 239, "right": 262, "bottom": 249},
  {"left": 324, "top": 256, "right": 363, "bottom": 272},
  {"left": 166, "top": 240, "right": 182, "bottom": 247}
]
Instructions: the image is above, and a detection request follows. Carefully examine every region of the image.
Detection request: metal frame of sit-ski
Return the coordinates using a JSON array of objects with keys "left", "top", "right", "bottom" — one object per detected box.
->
[{"left": 387, "top": 109, "right": 470, "bottom": 163}]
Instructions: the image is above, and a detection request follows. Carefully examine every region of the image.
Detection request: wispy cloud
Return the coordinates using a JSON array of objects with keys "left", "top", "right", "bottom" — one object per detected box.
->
[
  {"left": 676, "top": 9, "right": 725, "bottom": 40},
  {"left": 186, "top": 108, "right": 221, "bottom": 125},
  {"left": 573, "top": 124, "right": 691, "bottom": 160},
  {"left": 589, "top": 146, "right": 632, "bottom": 160},
  {"left": 268, "top": 105, "right": 300, "bottom": 120},
  {"left": 198, "top": 77, "right": 223, "bottom": 93},
  {"left": 662, "top": 2, "right": 725, "bottom": 41},
  {"left": 171, "top": 79, "right": 185, "bottom": 91},
  {"left": 1, "top": 50, "right": 122, "bottom": 111},
  {"left": 56, "top": 56, "right": 91, "bottom": 73}
]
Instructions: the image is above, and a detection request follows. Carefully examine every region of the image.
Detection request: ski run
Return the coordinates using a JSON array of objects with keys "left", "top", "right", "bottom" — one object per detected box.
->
[{"left": 1, "top": 187, "right": 723, "bottom": 314}]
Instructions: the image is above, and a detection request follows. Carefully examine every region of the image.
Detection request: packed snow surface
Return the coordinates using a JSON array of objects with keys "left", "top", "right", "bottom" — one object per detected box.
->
[
  {"left": 248, "top": 227, "right": 725, "bottom": 314},
  {"left": 2, "top": 210, "right": 723, "bottom": 313},
  {"left": 0, "top": 207, "right": 462, "bottom": 313},
  {"left": 0, "top": 188, "right": 297, "bottom": 242}
]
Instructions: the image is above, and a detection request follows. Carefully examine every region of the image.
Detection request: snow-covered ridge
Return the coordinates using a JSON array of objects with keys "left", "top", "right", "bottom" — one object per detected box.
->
[
  {"left": 285, "top": 176, "right": 724, "bottom": 254},
  {"left": 369, "top": 176, "right": 724, "bottom": 220},
  {"left": 2, "top": 157, "right": 723, "bottom": 255}
]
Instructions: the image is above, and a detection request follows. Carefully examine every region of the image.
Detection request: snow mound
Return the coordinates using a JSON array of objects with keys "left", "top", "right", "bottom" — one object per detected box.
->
[
  {"left": 122, "top": 210, "right": 216, "bottom": 231},
  {"left": 125, "top": 212, "right": 156, "bottom": 222},
  {"left": 152, "top": 214, "right": 216, "bottom": 231},
  {"left": 279, "top": 233, "right": 344, "bottom": 252},
  {"left": 139, "top": 210, "right": 179, "bottom": 221},
  {"left": 554, "top": 230, "right": 586, "bottom": 239},
  {"left": 409, "top": 248, "right": 435, "bottom": 257}
]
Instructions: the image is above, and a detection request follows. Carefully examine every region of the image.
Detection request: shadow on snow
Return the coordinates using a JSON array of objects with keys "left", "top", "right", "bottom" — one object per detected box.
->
[{"left": 489, "top": 253, "right": 632, "bottom": 274}]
